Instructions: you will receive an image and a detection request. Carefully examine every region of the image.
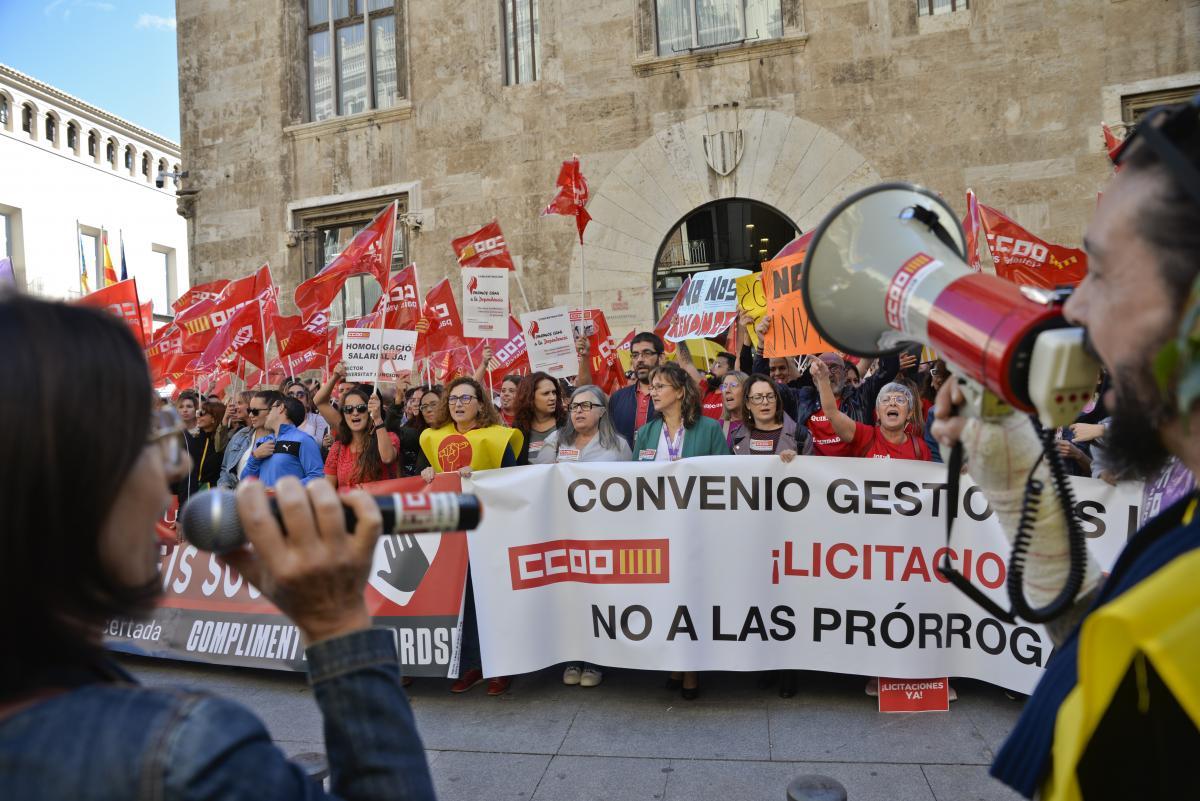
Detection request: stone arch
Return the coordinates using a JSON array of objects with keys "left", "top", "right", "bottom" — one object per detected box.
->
[{"left": 563, "top": 109, "right": 879, "bottom": 332}]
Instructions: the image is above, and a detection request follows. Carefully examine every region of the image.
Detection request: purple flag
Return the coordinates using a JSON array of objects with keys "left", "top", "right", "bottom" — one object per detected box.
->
[{"left": 0, "top": 258, "right": 15, "bottom": 287}]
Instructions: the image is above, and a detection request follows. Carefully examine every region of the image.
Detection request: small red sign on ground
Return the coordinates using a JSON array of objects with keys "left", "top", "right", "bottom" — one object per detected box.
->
[{"left": 877, "top": 677, "right": 950, "bottom": 713}]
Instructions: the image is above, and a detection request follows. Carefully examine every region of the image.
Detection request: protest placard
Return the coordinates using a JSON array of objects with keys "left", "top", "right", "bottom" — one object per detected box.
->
[
  {"left": 736, "top": 272, "right": 766, "bottom": 348},
  {"left": 662, "top": 268, "right": 749, "bottom": 342},
  {"left": 520, "top": 306, "right": 578, "bottom": 379},
  {"left": 342, "top": 327, "right": 382, "bottom": 381},
  {"left": 462, "top": 267, "right": 510, "bottom": 338},
  {"left": 761, "top": 250, "right": 834, "bottom": 357}
]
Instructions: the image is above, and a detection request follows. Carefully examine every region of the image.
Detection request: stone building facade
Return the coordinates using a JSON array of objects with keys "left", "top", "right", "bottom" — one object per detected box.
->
[{"left": 176, "top": 0, "right": 1199, "bottom": 334}]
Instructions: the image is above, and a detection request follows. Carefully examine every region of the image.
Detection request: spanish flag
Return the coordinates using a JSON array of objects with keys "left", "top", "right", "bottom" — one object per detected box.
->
[{"left": 101, "top": 231, "right": 118, "bottom": 287}]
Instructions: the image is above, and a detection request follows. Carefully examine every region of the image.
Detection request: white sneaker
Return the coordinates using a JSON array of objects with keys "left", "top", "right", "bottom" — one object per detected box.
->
[
  {"left": 864, "top": 677, "right": 879, "bottom": 697},
  {"left": 562, "top": 665, "right": 582, "bottom": 685},
  {"left": 579, "top": 667, "right": 603, "bottom": 687}
]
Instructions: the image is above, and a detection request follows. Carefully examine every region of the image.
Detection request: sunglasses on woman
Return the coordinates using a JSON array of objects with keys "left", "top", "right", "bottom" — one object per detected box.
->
[{"left": 342, "top": 404, "right": 369, "bottom": 415}]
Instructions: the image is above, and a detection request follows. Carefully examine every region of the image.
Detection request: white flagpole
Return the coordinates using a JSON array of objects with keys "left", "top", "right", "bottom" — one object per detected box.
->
[{"left": 513, "top": 270, "right": 532, "bottom": 313}]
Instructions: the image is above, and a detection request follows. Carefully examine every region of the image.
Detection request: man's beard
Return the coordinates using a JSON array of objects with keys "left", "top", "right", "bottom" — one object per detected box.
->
[{"left": 1102, "top": 363, "right": 1176, "bottom": 479}]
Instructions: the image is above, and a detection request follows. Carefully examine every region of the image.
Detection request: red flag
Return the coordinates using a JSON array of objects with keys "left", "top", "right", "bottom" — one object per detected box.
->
[
  {"left": 145, "top": 322, "right": 184, "bottom": 382},
  {"left": 275, "top": 311, "right": 330, "bottom": 357},
  {"left": 963, "top": 189, "right": 982, "bottom": 271},
  {"left": 541, "top": 157, "right": 591, "bottom": 244},
  {"left": 1101, "top": 123, "right": 1124, "bottom": 170},
  {"left": 415, "top": 278, "right": 466, "bottom": 360},
  {"left": 172, "top": 279, "right": 229, "bottom": 314},
  {"left": 979, "top": 204, "right": 1088, "bottom": 288},
  {"left": 76, "top": 278, "right": 145, "bottom": 346},
  {"left": 195, "top": 300, "right": 267, "bottom": 372},
  {"left": 451, "top": 220, "right": 516, "bottom": 270},
  {"left": 175, "top": 265, "right": 275, "bottom": 353},
  {"left": 370, "top": 264, "right": 421, "bottom": 329},
  {"left": 294, "top": 202, "right": 396, "bottom": 319},
  {"left": 139, "top": 301, "right": 155, "bottom": 343},
  {"left": 570, "top": 308, "right": 626, "bottom": 394}
]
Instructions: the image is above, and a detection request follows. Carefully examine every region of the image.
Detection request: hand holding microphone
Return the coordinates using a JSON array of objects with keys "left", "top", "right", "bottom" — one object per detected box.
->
[
  {"left": 215, "top": 478, "right": 382, "bottom": 646},
  {"left": 181, "top": 479, "right": 483, "bottom": 646}
]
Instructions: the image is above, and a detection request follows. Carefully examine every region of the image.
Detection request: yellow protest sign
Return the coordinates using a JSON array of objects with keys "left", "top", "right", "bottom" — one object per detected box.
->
[
  {"left": 760, "top": 250, "right": 834, "bottom": 357},
  {"left": 736, "top": 273, "right": 767, "bottom": 348}
]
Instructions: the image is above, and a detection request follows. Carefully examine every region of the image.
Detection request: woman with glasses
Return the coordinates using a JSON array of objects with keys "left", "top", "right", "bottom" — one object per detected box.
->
[
  {"left": 0, "top": 294, "right": 437, "bottom": 801},
  {"left": 193, "top": 399, "right": 228, "bottom": 489},
  {"left": 718, "top": 370, "right": 749, "bottom": 445},
  {"left": 535, "top": 385, "right": 630, "bottom": 688},
  {"left": 512, "top": 371, "right": 567, "bottom": 465},
  {"left": 323, "top": 385, "right": 401, "bottom": 489},
  {"left": 633, "top": 362, "right": 730, "bottom": 700},
  {"left": 419, "top": 376, "right": 521, "bottom": 697},
  {"left": 811, "top": 359, "right": 931, "bottom": 462},
  {"left": 535, "top": 385, "right": 632, "bottom": 465},
  {"left": 729, "top": 374, "right": 811, "bottom": 697},
  {"left": 731, "top": 374, "right": 811, "bottom": 461}
]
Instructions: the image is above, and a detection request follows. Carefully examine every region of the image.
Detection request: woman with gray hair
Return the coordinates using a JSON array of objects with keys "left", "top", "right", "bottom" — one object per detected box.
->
[
  {"left": 535, "top": 385, "right": 630, "bottom": 687},
  {"left": 535, "top": 385, "right": 632, "bottom": 465},
  {"left": 810, "top": 360, "right": 931, "bottom": 461}
]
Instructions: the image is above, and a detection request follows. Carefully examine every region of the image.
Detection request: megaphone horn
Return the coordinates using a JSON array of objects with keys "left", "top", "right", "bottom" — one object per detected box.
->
[{"left": 799, "top": 182, "right": 1097, "bottom": 426}]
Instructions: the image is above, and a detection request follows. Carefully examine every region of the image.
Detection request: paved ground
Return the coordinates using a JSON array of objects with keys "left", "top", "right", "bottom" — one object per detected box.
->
[{"left": 119, "top": 655, "right": 1025, "bottom": 801}]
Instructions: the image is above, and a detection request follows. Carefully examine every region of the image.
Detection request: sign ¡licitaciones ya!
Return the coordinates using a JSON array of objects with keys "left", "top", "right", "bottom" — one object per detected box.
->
[{"left": 760, "top": 250, "right": 834, "bottom": 357}]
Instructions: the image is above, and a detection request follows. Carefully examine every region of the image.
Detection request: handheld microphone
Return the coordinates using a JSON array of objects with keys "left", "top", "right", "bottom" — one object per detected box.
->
[{"left": 179, "top": 487, "right": 482, "bottom": 554}]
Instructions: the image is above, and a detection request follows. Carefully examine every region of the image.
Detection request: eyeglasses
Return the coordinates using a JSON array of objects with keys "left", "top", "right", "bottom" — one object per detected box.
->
[
  {"left": 288, "top": 391, "right": 307, "bottom": 399},
  {"left": 747, "top": 393, "right": 775, "bottom": 404},
  {"left": 568, "top": 401, "right": 600, "bottom": 412},
  {"left": 147, "top": 408, "right": 187, "bottom": 473},
  {"left": 343, "top": 404, "right": 369, "bottom": 415},
  {"left": 246, "top": 408, "right": 267, "bottom": 416},
  {"left": 447, "top": 395, "right": 477, "bottom": 405},
  {"left": 721, "top": 379, "right": 741, "bottom": 389},
  {"left": 631, "top": 349, "right": 660, "bottom": 360},
  {"left": 420, "top": 402, "right": 439, "bottom": 411},
  {"left": 1113, "top": 94, "right": 1200, "bottom": 208},
  {"left": 649, "top": 383, "right": 672, "bottom": 392},
  {"left": 879, "top": 394, "right": 910, "bottom": 406}
]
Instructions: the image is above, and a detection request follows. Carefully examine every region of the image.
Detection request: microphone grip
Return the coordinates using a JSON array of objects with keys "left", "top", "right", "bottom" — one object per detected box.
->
[{"left": 178, "top": 488, "right": 482, "bottom": 554}]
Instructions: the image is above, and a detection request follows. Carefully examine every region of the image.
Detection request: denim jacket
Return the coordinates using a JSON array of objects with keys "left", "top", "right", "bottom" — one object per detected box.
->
[
  {"left": 218, "top": 426, "right": 256, "bottom": 489},
  {"left": 0, "top": 628, "right": 436, "bottom": 801}
]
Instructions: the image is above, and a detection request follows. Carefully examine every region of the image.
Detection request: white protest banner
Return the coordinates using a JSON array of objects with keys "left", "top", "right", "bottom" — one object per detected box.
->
[
  {"left": 663, "top": 268, "right": 750, "bottom": 342},
  {"left": 462, "top": 267, "right": 509, "bottom": 338},
  {"left": 519, "top": 306, "right": 578, "bottom": 379},
  {"left": 379, "top": 329, "right": 418, "bottom": 378},
  {"left": 342, "top": 327, "right": 382, "bottom": 381},
  {"left": 466, "top": 457, "right": 1142, "bottom": 694}
]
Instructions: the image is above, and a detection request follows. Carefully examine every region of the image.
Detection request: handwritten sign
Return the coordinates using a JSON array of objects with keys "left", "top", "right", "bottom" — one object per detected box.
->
[{"left": 760, "top": 251, "right": 834, "bottom": 357}]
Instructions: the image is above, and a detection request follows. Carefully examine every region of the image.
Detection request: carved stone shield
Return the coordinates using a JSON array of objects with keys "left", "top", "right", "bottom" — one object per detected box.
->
[{"left": 703, "top": 129, "right": 744, "bottom": 176}]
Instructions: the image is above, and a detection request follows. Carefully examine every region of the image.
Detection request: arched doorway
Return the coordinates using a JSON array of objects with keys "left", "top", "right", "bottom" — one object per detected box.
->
[{"left": 652, "top": 198, "right": 797, "bottom": 320}]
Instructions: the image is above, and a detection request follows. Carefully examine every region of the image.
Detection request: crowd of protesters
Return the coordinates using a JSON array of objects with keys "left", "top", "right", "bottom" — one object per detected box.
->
[{"left": 170, "top": 310, "right": 1122, "bottom": 701}]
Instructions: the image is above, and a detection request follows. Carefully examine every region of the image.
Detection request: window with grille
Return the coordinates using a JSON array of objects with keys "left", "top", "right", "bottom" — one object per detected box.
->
[
  {"left": 306, "top": 0, "right": 403, "bottom": 122},
  {"left": 655, "top": 0, "right": 783, "bottom": 56},
  {"left": 1122, "top": 85, "right": 1200, "bottom": 124},
  {"left": 296, "top": 198, "right": 409, "bottom": 325},
  {"left": 500, "top": 0, "right": 539, "bottom": 85},
  {"left": 917, "top": 0, "right": 967, "bottom": 16}
]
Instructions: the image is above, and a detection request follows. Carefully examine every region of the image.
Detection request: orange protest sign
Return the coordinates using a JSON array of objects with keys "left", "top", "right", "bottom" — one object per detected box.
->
[{"left": 760, "top": 251, "right": 834, "bottom": 357}]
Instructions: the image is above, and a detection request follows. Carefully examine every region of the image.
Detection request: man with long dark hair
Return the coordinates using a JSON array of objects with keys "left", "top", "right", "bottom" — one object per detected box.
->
[
  {"left": 0, "top": 293, "right": 435, "bottom": 800},
  {"left": 934, "top": 97, "right": 1200, "bottom": 799}
]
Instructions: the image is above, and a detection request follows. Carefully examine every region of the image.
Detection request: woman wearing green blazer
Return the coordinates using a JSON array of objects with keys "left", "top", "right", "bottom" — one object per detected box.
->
[
  {"left": 631, "top": 363, "right": 731, "bottom": 463},
  {"left": 631, "top": 362, "right": 731, "bottom": 700}
]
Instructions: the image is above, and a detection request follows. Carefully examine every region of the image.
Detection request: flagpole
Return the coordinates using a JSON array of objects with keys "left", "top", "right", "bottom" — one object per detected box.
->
[
  {"left": 579, "top": 241, "right": 587, "bottom": 310},
  {"left": 513, "top": 271, "right": 532, "bottom": 313}
]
